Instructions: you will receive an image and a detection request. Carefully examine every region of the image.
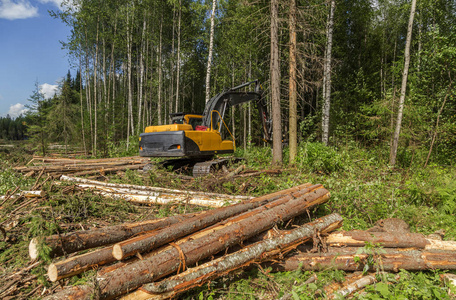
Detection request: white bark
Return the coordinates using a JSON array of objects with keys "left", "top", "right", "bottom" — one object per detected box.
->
[
  {"left": 205, "top": 0, "right": 217, "bottom": 103},
  {"left": 390, "top": 0, "right": 417, "bottom": 165},
  {"left": 322, "top": 0, "right": 335, "bottom": 146}
]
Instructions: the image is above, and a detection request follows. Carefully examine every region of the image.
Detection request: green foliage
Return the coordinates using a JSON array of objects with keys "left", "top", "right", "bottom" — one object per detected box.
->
[
  {"left": 0, "top": 162, "right": 33, "bottom": 194},
  {"left": 294, "top": 142, "right": 345, "bottom": 174}
]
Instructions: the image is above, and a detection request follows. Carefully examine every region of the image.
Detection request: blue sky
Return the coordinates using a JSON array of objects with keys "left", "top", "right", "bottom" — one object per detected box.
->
[{"left": 0, "top": 0, "right": 71, "bottom": 118}]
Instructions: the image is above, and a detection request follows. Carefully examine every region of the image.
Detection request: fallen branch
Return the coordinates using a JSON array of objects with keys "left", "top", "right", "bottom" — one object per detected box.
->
[{"left": 328, "top": 273, "right": 382, "bottom": 299}]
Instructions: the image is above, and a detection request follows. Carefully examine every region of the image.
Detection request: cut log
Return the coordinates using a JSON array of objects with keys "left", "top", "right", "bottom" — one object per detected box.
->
[
  {"left": 326, "top": 230, "right": 456, "bottom": 251},
  {"left": 122, "top": 213, "right": 343, "bottom": 300},
  {"left": 30, "top": 213, "right": 201, "bottom": 260},
  {"left": 0, "top": 190, "right": 45, "bottom": 201},
  {"left": 45, "top": 184, "right": 330, "bottom": 299},
  {"left": 270, "top": 248, "right": 456, "bottom": 272},
  {"left": 33, "top": 183, "right": 311, "bottom": 260},
  {"left": 112, "top": 185, "right": 318, "bottom": 260},
  {"left": 59, "top": 175, "right": 252, "bottom": 200},
  {"left": 89, "top": 190, "right": 240, "bottom": 207},
  {"left": 44, "top": 183, "right": 315, "bottom": 280},
  {"left": 48, "top": 246, "right": 115, "bottom": 282}
]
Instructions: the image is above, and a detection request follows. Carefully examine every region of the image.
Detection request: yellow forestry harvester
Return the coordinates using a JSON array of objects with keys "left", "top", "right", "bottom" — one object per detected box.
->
[{"left": 139, "top": 80, "right": 271, "bottom": 176}]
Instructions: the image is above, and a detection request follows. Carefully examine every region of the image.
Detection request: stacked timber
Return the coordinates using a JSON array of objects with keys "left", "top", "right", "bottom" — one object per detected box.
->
[
  {"left": 58, "top": 175, "right": 252, "bottom": 207},
  {"left": 14, "top": 156, "right": 150, "bottom": 177},
  {"left": 37, "top": 183, "right": 337, "bottom": 299},
  {"left": 270, "top": 218, "right": 456, "bottom": 273}
]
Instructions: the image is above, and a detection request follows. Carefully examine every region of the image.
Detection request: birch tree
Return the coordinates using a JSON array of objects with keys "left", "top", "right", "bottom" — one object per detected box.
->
[
  {"left": 390, "top": 0, "right": 417, "bottom": 166},
  {"left": 322, "top": 0, "right": 335, "bottom": 146},
  {"left": 205, "top": 0, "right": 217, "bottom": 103}
]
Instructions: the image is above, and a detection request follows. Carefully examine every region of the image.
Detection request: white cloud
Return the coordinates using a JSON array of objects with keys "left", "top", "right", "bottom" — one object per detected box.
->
[
  {"left": 0, "top": 0, "right": 38, "bottom": 20},
  {"left": 8, "top": 103, "right": 28, "bottom": 118},
  {"left": 38, "top": 0, "right": 63, "bottom": 8},
  {"left": 40, "top": 83, "right": 58, "bottom": 99}
]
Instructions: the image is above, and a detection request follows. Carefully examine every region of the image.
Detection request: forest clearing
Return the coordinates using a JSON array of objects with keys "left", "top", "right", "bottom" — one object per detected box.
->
[
  {"left": 1, "top": 0, "right": 456, "bottom": 299},
  {"left": 1, "top": 144, "right": 456, "bottom": 299}
]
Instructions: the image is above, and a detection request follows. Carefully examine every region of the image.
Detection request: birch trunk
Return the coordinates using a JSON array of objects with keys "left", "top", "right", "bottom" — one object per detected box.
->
[
  {"left": 322, "top": 0, "right": 335, "bottom": 146},
  {"left": 205, "top": 0, "right": 217, "bottom": 103},
  {"left": 390, "top": 0, "right": 417, "bottom": 165}
]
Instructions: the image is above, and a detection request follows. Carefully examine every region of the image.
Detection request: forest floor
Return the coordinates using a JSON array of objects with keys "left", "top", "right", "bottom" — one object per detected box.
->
[{"left": 1, "top": 141, "right": 456, "bottom": 299}]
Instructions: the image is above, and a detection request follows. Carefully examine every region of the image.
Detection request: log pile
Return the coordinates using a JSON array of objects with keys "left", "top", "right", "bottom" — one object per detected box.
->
[
  {"left": 14, "top": 156, "right": 150, "bottom": 177},
  {"left": 38, "top": 183, "right": 339, "bottom": 299},
  {"left": 58, "top": 175, "right": 252, "bottom": 207},
  {"left": 31, "top": 185, "right": 456, "bottom": 300},
  {"left": 269, "top": 218, "right": 456, "bottom": 273}
]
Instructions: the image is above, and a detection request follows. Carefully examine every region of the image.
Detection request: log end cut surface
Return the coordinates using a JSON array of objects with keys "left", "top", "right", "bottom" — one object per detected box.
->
[
  {"left": 29, "top": 238, "right": 39, "bottom": 260},
  {"left": 48, "top": 263, "right": 59, "bottom": 282}
]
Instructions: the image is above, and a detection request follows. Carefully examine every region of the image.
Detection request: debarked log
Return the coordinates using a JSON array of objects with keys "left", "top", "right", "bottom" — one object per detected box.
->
[
  {"left": 44, "top": 183, "right": 315, "bottom": 281},
  {"left": 121, "top": 213, "right": 343, "bottom": 300},
  {"left": 270, "top": 248, "right": 456, "bottom": 272},
  {"left": 30, "top": 213, "right": 201, "bottom": 260},
  {"left": 45, "top": 184, "right": 330, "bottom": 299},
  {"left": 326, "top": 230, "right": 456, "bottom": 251},
  {"left": 111, "top": 184, "right": 319, "bottom": 261}
]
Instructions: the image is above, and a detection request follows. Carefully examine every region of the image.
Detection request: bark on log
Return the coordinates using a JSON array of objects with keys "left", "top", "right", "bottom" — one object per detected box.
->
[
  {"left": 326, "top": 230, "right": 456, "bottom": 251},
  {"left": 270, "top": 248, "right": 456, "bottom": 272},
  {"left": 122, "top": 213, "right": 343, "bottom": 300},
  {"left": 30, "top": 213, "right": 200, "bottom": 260},
  {"left": 112, "top": 185, "right": 318, "bottom": 260},
  {"left": 89, "top": 190, "right": 240, "bottom": 207},
  {"left": 44, "top": 183, "right": 315, "bottom": 280},
  {"left": 0, "top": 190, "right": 45, "bottom": 201},
  {"left": 46, "top": 184, "right": 329, "bottom": 299},
  {"left": 59, "top": 175, "right": 252, "bottom": 200}
]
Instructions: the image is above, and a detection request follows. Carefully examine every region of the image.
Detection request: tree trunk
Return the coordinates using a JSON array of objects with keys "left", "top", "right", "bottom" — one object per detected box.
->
[
  {"left": 270, "top": 0, "right": 282, "bottom": 165},
  {"left": 175, "top": 0, "right": 182, "bottom": 112},
  {"left": 322, "top": 0, "right": 335, "bottom": 146},
  {"left": 390, "top": 0, "right": 417, "bottom": 166},
  {"left": 126, "top": 9, "right": 134, "bottom": 150},
  {"left": 205, "top": 0, "right": 217, "bottom": 103},
  {"left": 288, "top": 0, "right": 297, "bottom": 163},
  {"left": 47, "top": 185, "right": 330, "bottom": 299},
  {"left": 158, "top": 15, "right": 163, "bottom": 125}
]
